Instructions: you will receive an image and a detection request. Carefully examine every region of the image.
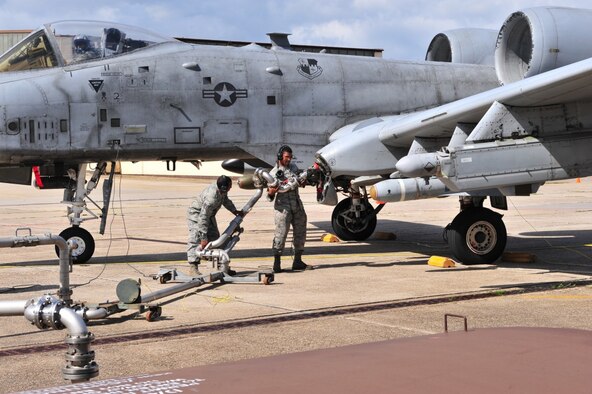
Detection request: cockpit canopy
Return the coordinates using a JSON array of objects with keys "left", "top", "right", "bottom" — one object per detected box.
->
[{"left": 0, "top": 20, "right": 176, "bottom": 72}]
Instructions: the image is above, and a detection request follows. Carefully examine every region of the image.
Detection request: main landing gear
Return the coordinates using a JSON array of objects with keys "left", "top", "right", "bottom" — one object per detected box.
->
[
  {"left": 53, "top": 161, "right": 115, "bottom": 263},
  {"left": 444, "top": 197, "right": 507, "bottom": 264},
  {"left": 330, "top": 189, "right": 508, "bottom": 264},
  {"left": 331, "top": 186, "right": 383, "bottom": 241}
]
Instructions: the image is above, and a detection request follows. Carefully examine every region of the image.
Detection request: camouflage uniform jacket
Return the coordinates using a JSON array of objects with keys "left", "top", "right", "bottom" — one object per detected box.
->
[
  {"left": 269, "top": 162, "right": 303, "bottom": 210},
  {"left": 188, "top": 182, "right": 237, "bottom": 241}
]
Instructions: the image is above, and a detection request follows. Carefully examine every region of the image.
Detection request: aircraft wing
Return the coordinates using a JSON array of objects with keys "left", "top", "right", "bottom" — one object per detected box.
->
[
  {"left": 381, "top": 54, "right": 592, "bottom": 200},
  {"left": 378, "top": 56, "right": 592, "bottom": 148},
  {"left": 315, "top": 56, "right": 592, "bottom": 178}
]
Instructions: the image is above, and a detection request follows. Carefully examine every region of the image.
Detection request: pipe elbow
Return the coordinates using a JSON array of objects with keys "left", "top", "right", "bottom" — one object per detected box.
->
[
  {"left": 81, "top": 307, "right": 109, "bottom": 320},
  {"left": 59, "top": 307, "right": 89, "bottom": 336},
  {"left": 277, "top": 179, "right": 299, "bottom": 193},
  {"left": 208, "top": 233, "right": 229, "bottom": 249},
  {"left": 48, "top": 234, "right": 69, "bottom": 251},
  {"left": 255, "top": 168, "right": 278, "bottom": 187}
]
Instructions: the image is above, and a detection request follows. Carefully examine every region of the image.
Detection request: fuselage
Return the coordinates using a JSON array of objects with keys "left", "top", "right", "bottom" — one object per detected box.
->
[{"left": 0, "top": 21, "right": 499, "bottom": 169}]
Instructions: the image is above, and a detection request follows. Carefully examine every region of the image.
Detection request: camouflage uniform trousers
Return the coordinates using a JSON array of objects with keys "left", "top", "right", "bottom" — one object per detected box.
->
[
  {"left": 272, "top": 192, "right": 307, "bottom": 255},
  {"left": 186, "top": 182, "right": 237, "bottom": 264},
  {"left": 187, "top": 211, "right": 220, "bottom": 263}
]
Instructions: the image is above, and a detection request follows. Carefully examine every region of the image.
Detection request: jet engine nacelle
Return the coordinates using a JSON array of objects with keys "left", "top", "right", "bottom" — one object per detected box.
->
[
  {"left": 495, "top": 7, "right": 592, "bottom": 84},
  {"left": 425, "top": 29, "right": 497, "bottom": 66}
]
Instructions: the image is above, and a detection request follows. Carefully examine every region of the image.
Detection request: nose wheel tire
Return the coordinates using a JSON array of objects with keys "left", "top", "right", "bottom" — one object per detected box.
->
[
  {"left": 331, "top": 198, "right": 377, "bottom": 241},
  {"left": 55, "top": 226, "right": 96, "bottom": 264},
  {"left": 446, "top": 207, "right": 506, "bottom": 264}
]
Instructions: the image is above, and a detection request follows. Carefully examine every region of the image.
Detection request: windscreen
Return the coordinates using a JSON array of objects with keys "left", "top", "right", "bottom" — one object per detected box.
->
[
  {"left": 0, "top": 30, "right": 58, "bottom": 72},
  {"left": 49, "top": 21, "right": 176, "bottom": 65}
]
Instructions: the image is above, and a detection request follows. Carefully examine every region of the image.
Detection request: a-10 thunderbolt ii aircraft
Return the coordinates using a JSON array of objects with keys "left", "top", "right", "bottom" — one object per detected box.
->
[
  {"left": 315, "top": 6, "right": 592, "bottom": 264},
  {"left": 0, "top": 19, "right": 503, "bottom": 263}
]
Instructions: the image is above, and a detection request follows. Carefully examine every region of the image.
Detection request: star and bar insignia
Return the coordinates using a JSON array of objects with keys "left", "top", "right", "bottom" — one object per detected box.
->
[{"left": 203, "top": 82, "right": 248, "bottom": 107}]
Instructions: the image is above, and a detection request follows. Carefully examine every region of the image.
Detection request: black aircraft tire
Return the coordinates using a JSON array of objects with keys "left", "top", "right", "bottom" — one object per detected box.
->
[
  {"left": 331, "top": 198, "right": 377, "bottom": 241},
  {"left": 55, "top": 226, "right": 95, "bottom": 264},
  {"left": 446, "top": 207, "right": 506, "bottom": 265}
]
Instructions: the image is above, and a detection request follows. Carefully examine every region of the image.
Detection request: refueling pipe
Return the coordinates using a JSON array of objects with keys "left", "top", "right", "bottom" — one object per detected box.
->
[
  {"left": 121, "top": 168, "right": 281, "bottom": 306},
  {"left": 0, "top": 230, "right": 99, "bottom": 382},
  {"left": 0, "top": 169, "right": 294, "bottom": 381},
  {"left": 205, "top": 168, "right": 303, "bottom": 256}
]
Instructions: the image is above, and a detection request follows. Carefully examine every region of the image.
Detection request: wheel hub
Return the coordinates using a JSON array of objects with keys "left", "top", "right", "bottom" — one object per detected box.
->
[
  {"left": 338, "top": 211, "right": 370, "bottom": 233},
  {"left": 466, "top": 221, "right": 497, "bottom": 255},
  {"left": 331, "top": 198, "right": 377, "bottom": 241},
  {"left": 68, "top": 237, "right": 86, "bottom": 257}
]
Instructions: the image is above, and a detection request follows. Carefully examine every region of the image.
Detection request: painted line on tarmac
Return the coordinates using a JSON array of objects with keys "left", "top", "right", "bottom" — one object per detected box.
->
[
  {"left": 96, "top": 251, "right": 426, "bottom": 266},
  {"left": 2, "top": 248, "right": 428, "bottom": 271},
  {"left": 520, "top": 294, "right": 592, "bottom": 300}
]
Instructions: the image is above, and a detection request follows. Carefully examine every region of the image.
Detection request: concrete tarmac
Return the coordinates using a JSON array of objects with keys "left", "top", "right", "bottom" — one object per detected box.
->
[{"left": 1, "top": 175, "right": 592, "bottom": 392}]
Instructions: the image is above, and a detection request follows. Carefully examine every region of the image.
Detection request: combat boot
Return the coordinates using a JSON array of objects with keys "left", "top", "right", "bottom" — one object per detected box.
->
[
  {"left": 226, "top": 267, "right": 237, "bottom": 276},
  {"left": 292, "top": 251, "right": 313, "bottom": 271},
  {"left": 189, "top": 263, "right": 201, "bottom": 277},
  {"left": 273, "top": 253, "right": 283, "bottom": 273}
]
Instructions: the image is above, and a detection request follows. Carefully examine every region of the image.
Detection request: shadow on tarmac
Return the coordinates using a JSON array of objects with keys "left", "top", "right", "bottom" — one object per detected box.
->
[{"left": 2, "top": 220, "right": 592, "bottom": 275}]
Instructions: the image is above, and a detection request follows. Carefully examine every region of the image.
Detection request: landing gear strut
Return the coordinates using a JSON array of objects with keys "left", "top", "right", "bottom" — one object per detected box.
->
[
  {"left": 53, "top": 162, "right": 115, "bottom": 263},
  {"left": 445, "top": 198, "right": 507, "bottom": 264}
]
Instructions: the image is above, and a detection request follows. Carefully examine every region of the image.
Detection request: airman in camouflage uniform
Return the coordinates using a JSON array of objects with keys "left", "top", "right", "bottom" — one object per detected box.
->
[
  {"left": 268, "top": 145, "right": 313, "bottom": 273},
  {"left": 187, "top": 175, "right": 241, "bottom": 275}
]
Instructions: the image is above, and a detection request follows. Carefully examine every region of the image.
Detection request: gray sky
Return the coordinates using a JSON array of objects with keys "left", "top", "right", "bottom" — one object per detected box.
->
[{"left": 1, "top": 0, "right": 591, "bottom": 60}]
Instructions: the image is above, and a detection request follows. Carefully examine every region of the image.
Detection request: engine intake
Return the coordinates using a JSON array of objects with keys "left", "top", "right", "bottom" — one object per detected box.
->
[
  {"left": 495, "top": 7, "right": 592, "bottom": 84},
  {"left": 425, "top": 29, "right": 497, "bottom": 66}
]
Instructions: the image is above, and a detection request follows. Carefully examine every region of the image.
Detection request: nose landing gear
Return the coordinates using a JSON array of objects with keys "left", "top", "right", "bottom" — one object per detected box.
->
[
  {"left": 52, "top": 162, "right": 114, "bottom": 263},
  {"left": 55, "top": 226, "right": 95, "bottom": 263}
]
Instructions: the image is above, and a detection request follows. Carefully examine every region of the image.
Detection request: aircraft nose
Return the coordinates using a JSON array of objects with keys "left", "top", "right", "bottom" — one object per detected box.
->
[{"left": 313, "top": 153, "right": 333, "bottom": 178}]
